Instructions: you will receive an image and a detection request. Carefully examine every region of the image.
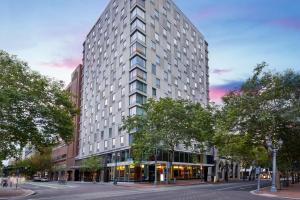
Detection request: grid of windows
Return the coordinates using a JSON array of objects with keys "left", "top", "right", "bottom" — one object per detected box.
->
[{"left": 80, "top": 0, "right": 208, "bottom": 158}]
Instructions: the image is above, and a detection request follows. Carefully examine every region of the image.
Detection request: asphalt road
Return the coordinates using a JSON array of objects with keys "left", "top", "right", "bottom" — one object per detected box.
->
[{"left": 15, "top": 180, "right": 275, "bottom": 200}]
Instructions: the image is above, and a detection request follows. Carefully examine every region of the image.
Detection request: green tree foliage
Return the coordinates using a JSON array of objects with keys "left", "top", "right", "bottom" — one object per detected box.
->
[
  {"left": 216, "top": 62, "right": 300, "bottom": 170},
  {"left": 81, "top": 156, "right": 102, "bottom": 182},
  {"left": 14, "top": 148, "right": 53, "bottom": 177},
  {"left": 0, "top": 50, "right": 78, "bottom": 160},
  {"left": 122, "top": 98, "right": 214, "bottom": 163}
]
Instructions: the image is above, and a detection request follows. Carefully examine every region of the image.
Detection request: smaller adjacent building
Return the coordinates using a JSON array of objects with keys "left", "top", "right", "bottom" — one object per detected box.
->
[{"left": 51, "top": 64, "right": 82, "bottom": 181}]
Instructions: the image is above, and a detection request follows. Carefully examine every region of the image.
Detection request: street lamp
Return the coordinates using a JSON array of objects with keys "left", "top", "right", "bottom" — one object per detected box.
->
[
  {"left": 113, "top": 152, "right": 120, "bottom": 185},
  {"left": 266, "top": 137, "right": 283, "bottom": 192}
]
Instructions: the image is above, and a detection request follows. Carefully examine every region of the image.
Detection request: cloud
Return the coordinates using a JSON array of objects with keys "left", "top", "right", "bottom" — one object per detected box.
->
[
  {"left": 212, "top": 68, "right": 232, "bottom": 75},
  {"left": 39, "top": 57, "right": 81, "bottom": 70},
  {"left": 209, "top": 80, "right": 243, "bottom": 103},
  {"left": 270, "top": 18, "right": 300, "bottom": 31}
]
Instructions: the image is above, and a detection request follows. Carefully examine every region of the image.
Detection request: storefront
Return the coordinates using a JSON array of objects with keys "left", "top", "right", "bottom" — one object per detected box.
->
[{"left": 106, "top": 161, "right": 214, "bottom": 182}]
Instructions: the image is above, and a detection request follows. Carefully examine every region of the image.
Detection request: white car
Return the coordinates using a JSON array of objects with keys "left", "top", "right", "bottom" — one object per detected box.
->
[{"left": 41, "top": 177, "right": 49, "bottom": 182}]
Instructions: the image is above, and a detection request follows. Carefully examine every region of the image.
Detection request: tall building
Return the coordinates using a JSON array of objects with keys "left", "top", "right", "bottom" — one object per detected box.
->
[
  {"left": 78, "top": 0, "right": 212, "bottom": 182},
  {"left": 51, "top": 64, "right": 82, "bottom": 181}
]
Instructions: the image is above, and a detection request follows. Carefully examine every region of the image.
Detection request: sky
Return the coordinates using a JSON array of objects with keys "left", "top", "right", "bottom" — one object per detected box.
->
[{"left": 1, "top": 0, "right": 300, "bottom": 103}]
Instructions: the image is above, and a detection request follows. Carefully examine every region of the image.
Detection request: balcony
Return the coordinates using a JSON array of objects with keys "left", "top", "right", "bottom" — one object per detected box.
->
[{"left": 130, "top": 0, "right": 145, "bottom": 9}]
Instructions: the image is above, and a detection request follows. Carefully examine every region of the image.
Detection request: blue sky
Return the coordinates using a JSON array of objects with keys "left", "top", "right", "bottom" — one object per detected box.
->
[{"left": 1, "top": 0, "right": 299, "bottom": 102}]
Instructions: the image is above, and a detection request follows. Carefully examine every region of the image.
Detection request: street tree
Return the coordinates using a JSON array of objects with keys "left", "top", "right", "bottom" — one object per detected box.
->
[
  {"left": 81, "top": 156, "right": 102, "bottom": 183},
  {"left": 218, "top": 62, "right": 300, "bottom": 177},
  {"left": 122, "top": 98, "right": 214, "bottom": 183},
  {"left": 14, "top": 148, "right": 53, "bottom": 178},
  {"left": 0, "top": 50, "right": 78, "bottom": 160}
]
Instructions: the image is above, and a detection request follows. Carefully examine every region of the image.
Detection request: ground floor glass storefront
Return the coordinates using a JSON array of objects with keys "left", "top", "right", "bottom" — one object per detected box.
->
[{"left": 107, "top": 162, "right": 212, "bottom": 182}]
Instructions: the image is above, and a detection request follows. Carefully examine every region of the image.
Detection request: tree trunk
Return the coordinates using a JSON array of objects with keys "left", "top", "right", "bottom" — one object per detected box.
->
[{"left": 93, "top": 172, "right": 96, "bottom": 184}]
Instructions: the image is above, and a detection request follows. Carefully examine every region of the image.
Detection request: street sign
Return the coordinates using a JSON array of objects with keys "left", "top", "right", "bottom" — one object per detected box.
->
[{"left": 256, "top": 167, "right": 261, "bottom": 175}]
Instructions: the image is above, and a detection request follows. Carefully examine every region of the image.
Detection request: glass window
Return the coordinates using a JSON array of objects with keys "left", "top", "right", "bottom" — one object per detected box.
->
[
  {"left": 131, "top": 18, "right": 146, "bottom": 32},
  {"left": 155, "top": 33, "right": 159, "bottom": 42},
  {"left": 156, "top": 55, "right": 160, "bottom": 65},
  {"left": 152, "top": 64, "right": 156, "bottom": 75},
  {"left": 131, "top": 31, "right": 146, "bottom": 43},
  {"left": 129, "top": 106, "right": 145, "bottom": 116},
  {"left": 164, "top": 71, "right": 168, "bottom": 81},
  {"left": 109, "top": 128, "right": 112, "bottom": 137},
  {"left": 112, "top": 138, "right": 116, "bottom": 147},
  {"left": 130, "top": 55, "right": 146, "bottom": 69},
  {"left": 131, "top": 6, "right": 145, "bottom": 20},
  {"left": 130, "top": 68, "right": 147, "bottom": 81},
  {"left": 104, "top": 140, "right": 108, "bottom": 148},
  {"left": 129, "top": 80, "right": 147, "bottom": 93},
  {"left": 156, "top": 78, "right": 160, "bottom": 88},
  {"left": 130, "top": 42, "right": 146, "bottom": 56},
  {"left": 129, "top": 93, "right": 147, "bottom": 105},
  {"left": 120, "top": 136, "right": 124, "bottom": 145},
  {"left": 152, "top": 88, "right": 157, "bottom": 97}
]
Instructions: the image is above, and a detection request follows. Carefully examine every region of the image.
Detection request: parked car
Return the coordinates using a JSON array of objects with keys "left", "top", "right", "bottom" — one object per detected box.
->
[
  {"left": 41, "top": 177, "right": 49, "bottom": 182},
  {"left": 33, "top": 176, "right": 41, "bottom": 182}
]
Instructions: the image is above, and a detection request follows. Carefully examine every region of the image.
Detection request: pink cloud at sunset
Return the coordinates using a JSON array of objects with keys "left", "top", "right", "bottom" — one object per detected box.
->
[
  {"left": 209, "top": 87, "right": 228, "bottom": 103},
  {"left": 209, "top": 80, "right": 243, "bottom": 103},
  {"left": 40, "top": 57, "right": 82, "bottom": 70}
]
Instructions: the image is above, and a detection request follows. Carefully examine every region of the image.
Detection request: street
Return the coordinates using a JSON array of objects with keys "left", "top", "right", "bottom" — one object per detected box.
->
[{"left": 14, "top": 180, "right": 275, "bottom": 200}]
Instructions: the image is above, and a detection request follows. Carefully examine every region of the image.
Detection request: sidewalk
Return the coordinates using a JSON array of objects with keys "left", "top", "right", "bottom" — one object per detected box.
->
[
  {"left": 253, "top": 183, "right": 300, "bottom": 199},
  {"left": 0, "top": 187, "right": 34, "bottom": 200}
]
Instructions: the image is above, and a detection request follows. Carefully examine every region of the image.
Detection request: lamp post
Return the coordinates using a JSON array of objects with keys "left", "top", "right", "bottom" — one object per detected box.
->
[
  {"left": 113, "top": 152, "right": 120, "bottom": 185},
  {"left": 266, "top": 138, "right": 283, "bottom": 192}
]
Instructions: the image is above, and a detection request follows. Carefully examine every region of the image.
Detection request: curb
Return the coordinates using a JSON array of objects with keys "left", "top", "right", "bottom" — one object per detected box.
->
[{"left": 250, "top": 190, "right": 300, "bottom": 200}]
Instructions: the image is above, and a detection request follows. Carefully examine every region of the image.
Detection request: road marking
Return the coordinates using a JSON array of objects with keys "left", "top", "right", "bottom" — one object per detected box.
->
[{"left": 24, "top": 182, "right": 75, "bottom": 189}]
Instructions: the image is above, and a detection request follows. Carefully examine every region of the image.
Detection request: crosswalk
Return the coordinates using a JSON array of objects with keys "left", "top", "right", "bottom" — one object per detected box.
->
[{"left": 24, "top": 182, "right": 76, "bottom": 189}]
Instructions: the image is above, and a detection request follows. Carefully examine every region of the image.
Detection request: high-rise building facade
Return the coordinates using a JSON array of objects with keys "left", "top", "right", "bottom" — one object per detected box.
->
[{"left": 78, "top": 0, "right": 211, "bottom": 182}]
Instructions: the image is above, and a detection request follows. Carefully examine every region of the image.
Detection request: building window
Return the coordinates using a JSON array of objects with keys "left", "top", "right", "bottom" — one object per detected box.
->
[
  {"left": 104, "top": 140, "right": 108, "bottom": 149},
  {"left": 112, "top": 138, "right": 116, "bottom": 148},
  {"left": 130, "top": 80, "right": 147, "bottom": 93},
  {"left": 89, "top": 144, "right": 93, "bottom": 152},
  {"left": 130, "top": 55, "right": 146, "bottom": 69},
  {"left": 167, "top": 20, "right": 171, "bottom": 29},
  {"left": 130, "top": 68, "right": 147, "bottom": 81},
  {"left": 101, "top": 131, "right": 104, "bottom": 140},
  {"left": 151, "top": 40, "right": 156, "bottom": 50},
  {"left": 118, "top": 101, "right": 122, "bottom": 109},
  {"left": 156, "top": 55, "right": 160, "bottom": 65},
  {"left": 120, "top": 136, "right": 124, "bottom": 145},
  {"left": 109, "top": 128, "right": 112, "bottom": 138},
  {"left": 129, "top": 106, "right": 145, "bottom": 116},
  {"left": 131, "top": 6, "right": 145, "bottom": 20},
  {"left": 130, "top": 42, "right": 146, "bottom": 56},
  {"left": 152, "top": 88, "right": 157, "bottom": 97},
  {"left": 129, "top": 93, "right": 147, "bottom": 105},
  {"left": 164, "top": 71, "right": 168, "bottom": 81},
  {"left": 178, "top": 90, "right": 181, "bottom": 97},
  {"left": 152, "top": 64, "right": 156, "bottom": 75},
  {"left": 131, "top": 30, "right": 146, "bottom": 43},
  {"left": 155, "top": 33, "right": 159, "bottom": 42},
  {"left": 156, "top": 78, "right": 160, "bottom": 88},
  {"left": 131, "top": 18, "right": 146, "bottom": 32},
  {"left": 97, "top": 142, "right": 100, "bottom": 151}
]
